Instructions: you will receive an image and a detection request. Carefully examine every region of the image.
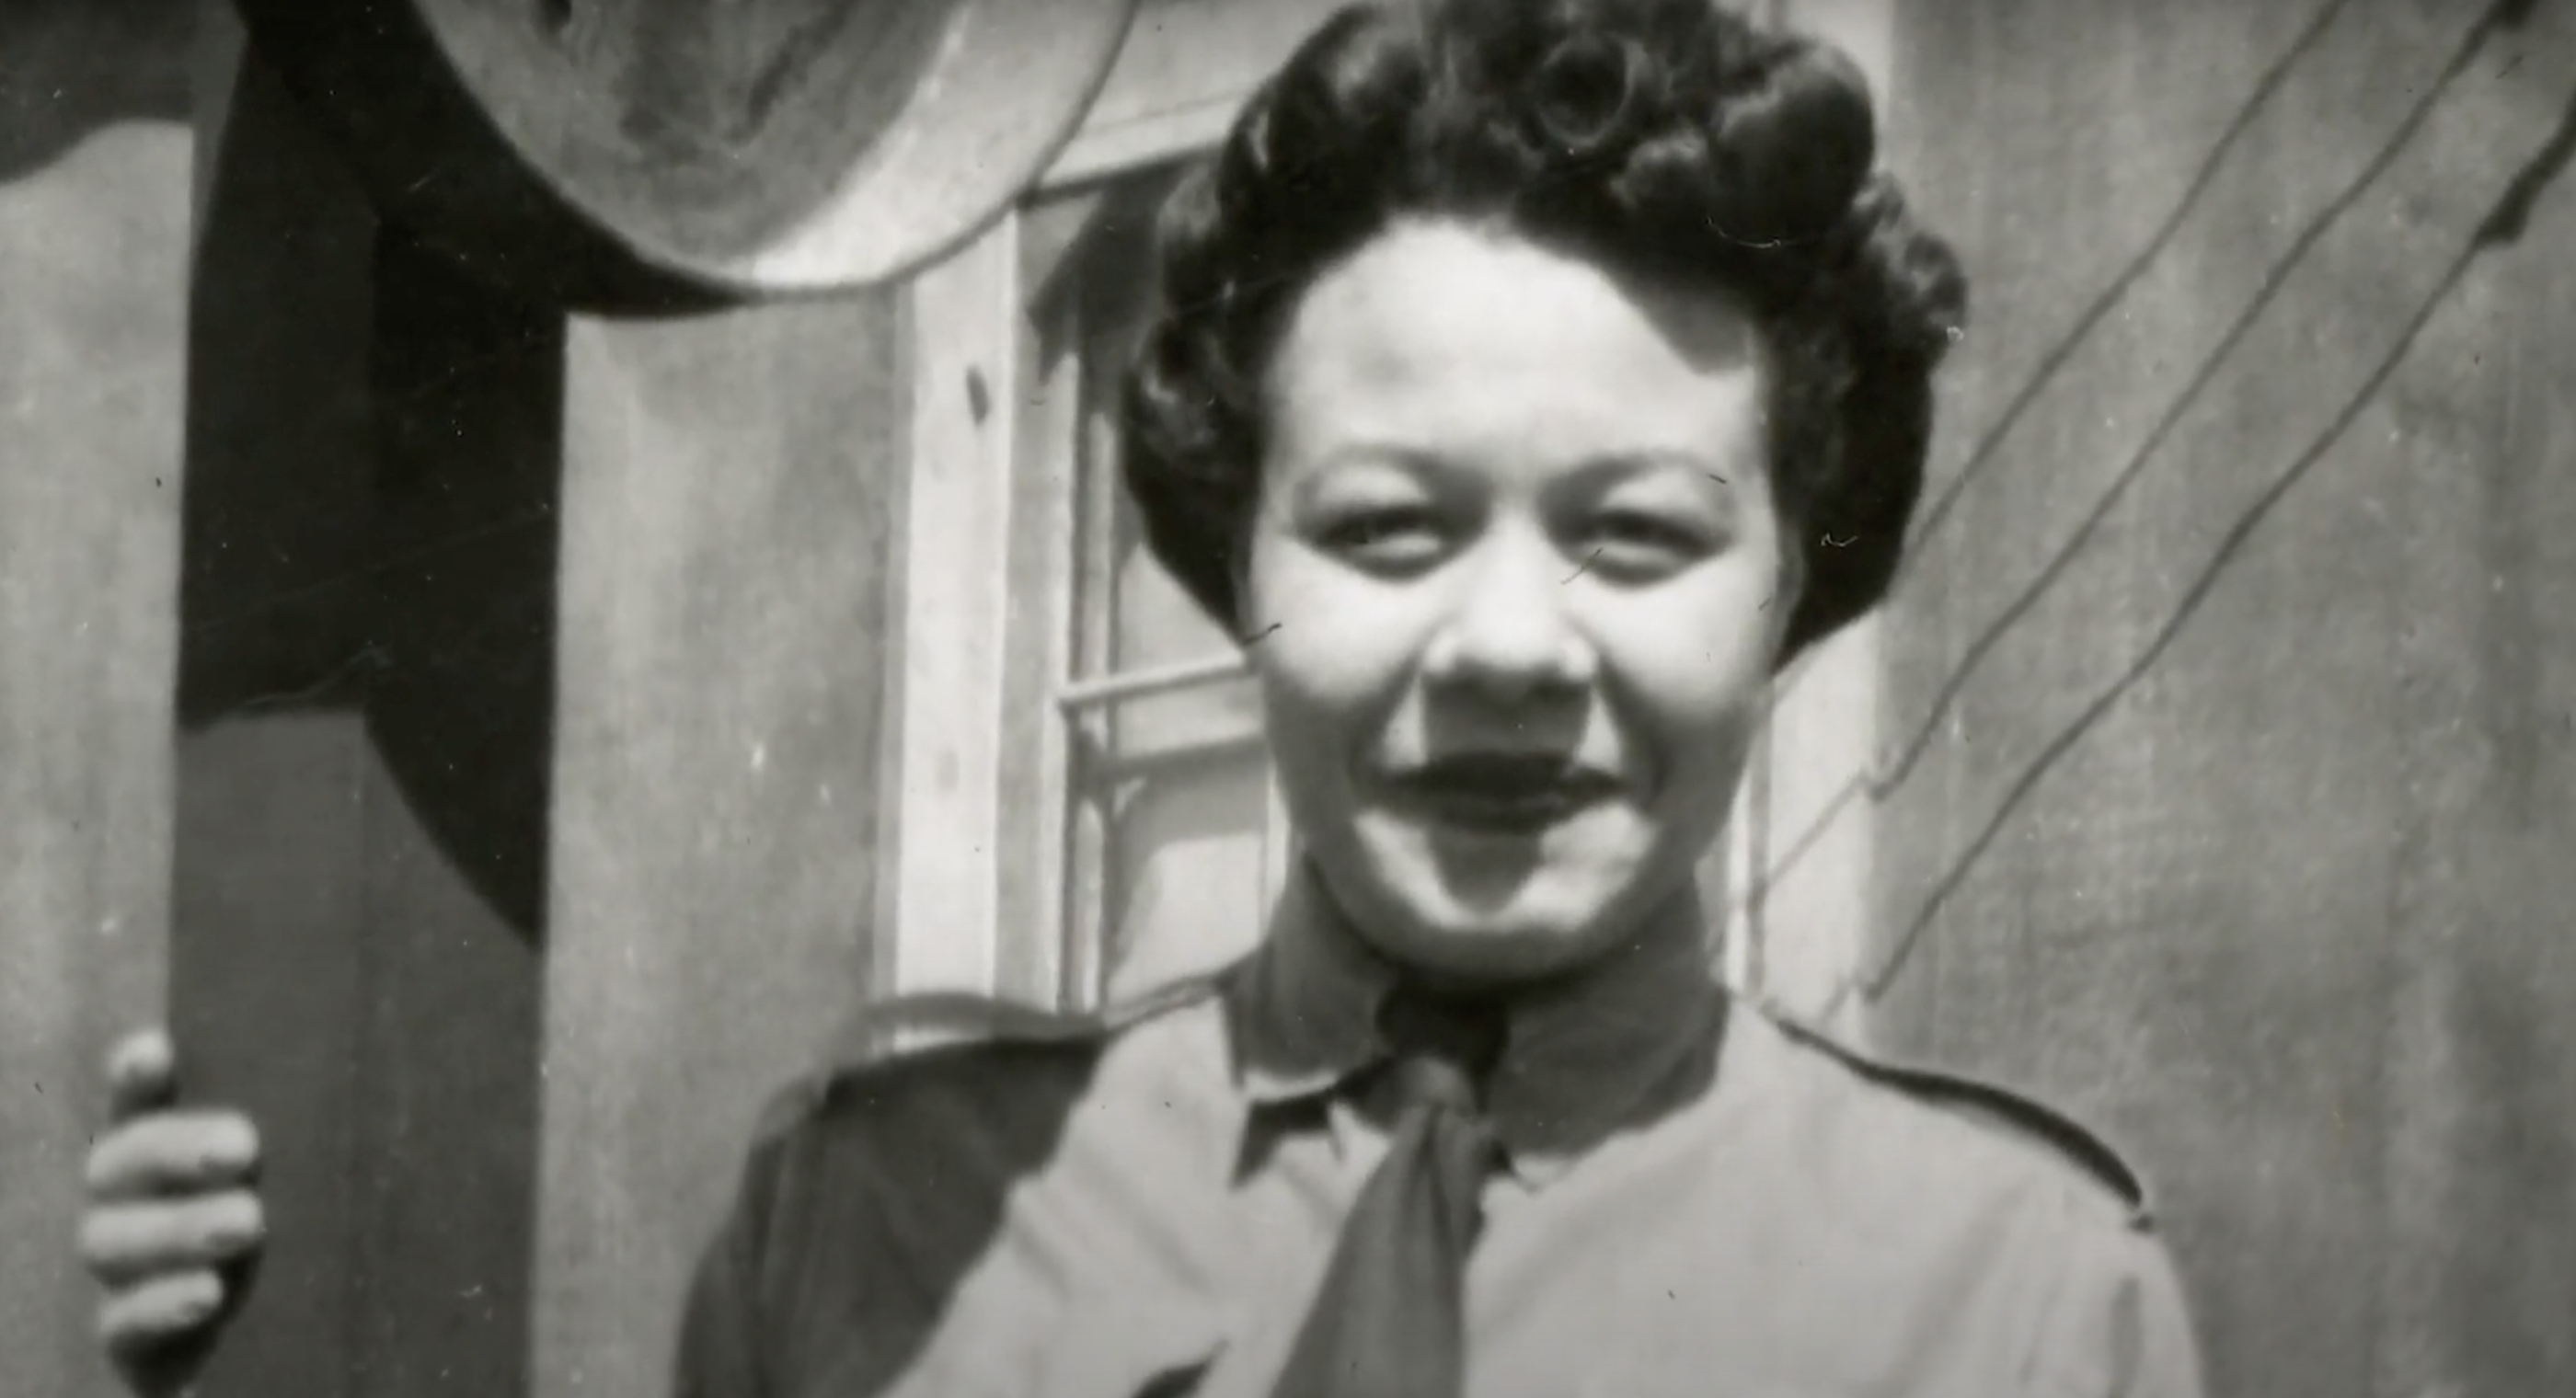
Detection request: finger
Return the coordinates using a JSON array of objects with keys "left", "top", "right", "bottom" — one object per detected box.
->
[
  {"left": 105, "top": 1030, "right": 178, "bottom": 1123},
  {"left": 80, "top": 1192, "right": 264, "bottom": 1288},
  {"left": 85, "top": 1112, "right": 260, "bottom": 1201},
  {"left": 97, "top": 1268, "right": 228, "bottom": 1362}
]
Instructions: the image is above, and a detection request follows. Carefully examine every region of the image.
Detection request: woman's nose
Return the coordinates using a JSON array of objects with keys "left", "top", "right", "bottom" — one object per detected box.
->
[{"left": 1419, "top": 533, "right": 1599, "bottom": 698}]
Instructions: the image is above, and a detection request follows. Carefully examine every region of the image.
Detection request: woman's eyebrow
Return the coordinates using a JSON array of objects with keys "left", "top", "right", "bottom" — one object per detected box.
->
[
  {"left": 1524, "top": 452, "right": 1745, "bottom": 523},
  {"left": 1294, "top": 444, "right": 1741, "bottom": 503},
  {"left": 1279, "top": 444, "right": 1447, "bottom": 515},
  {"left": 1571, "top": 448, "right": 1731, "bottom": 484},
  {"left": 1286, "top": 442, "right": 1464, "bottom": 500},
  {"left": 1309, "top": 440, "right": 1454, "bottom": 475}
]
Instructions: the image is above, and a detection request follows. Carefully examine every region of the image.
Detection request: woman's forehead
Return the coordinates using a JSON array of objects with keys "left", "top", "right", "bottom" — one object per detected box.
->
[{"left": 1265, "top": 219, "right": 1768, "bottom": 467}]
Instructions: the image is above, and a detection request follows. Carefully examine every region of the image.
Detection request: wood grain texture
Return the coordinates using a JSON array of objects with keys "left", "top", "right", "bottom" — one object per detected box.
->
[
  {"left": 1871, "top": 1, "right": 2576, "bottom": 1393},
  {"left": 0, "top": 12, "right": 191, "bottom": 1397},
  {"left": 2370, "top": 39, "right": 2576, "bottom": 1388},
  {"left": 533, "top": 290, "right": 904, "bottom": 1398},
  {"left": 996, "top": 191, "right": 1096, "bottom": 1006},
  {"left": 885, "top": 223, "right": 1019, "bottom": 996}
]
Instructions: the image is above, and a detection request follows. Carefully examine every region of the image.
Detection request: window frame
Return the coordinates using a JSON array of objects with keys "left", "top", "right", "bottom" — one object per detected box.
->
[{"left": 876, "top": 0, "right": 1352, "bottom": 1004}]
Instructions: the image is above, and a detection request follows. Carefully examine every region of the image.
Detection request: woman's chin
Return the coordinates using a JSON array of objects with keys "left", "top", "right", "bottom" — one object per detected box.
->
[
  {"left": 1307, "top": 810, "right": 1679, "bottom": 983},
  {"left": 1358, "top": 864, "right": 1640, "bottom": 984}
]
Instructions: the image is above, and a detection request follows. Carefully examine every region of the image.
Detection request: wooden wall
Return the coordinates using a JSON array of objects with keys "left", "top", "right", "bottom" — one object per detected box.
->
[
  {"left": 172, "top": 44, "right": 909, "bottom": 1398},
  {"left": 0, "top": 5, "right": 192, "bottom": 1397},
  {"left": 529, "top": 286, "right": 904, "bottom": 1398},
  {"left": 1870, "top": 1, "right": 2576, "bottom": 1394},
  {"left": 158, "top": 18, "right": 557, "bottom": 1395},
  {"left": 4, "top": 8, "right": 908, "bottom": 1398}
]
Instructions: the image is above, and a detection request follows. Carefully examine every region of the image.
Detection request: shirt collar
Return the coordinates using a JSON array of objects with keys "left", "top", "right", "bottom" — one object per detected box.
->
[{"left": 1221, "top": 863, "right": 1728, "bottom": 1186}]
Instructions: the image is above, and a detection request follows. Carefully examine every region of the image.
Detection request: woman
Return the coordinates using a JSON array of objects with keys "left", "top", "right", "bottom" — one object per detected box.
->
[{"left": 83, "top": 2, "right": 2202, "bottom": 1394}]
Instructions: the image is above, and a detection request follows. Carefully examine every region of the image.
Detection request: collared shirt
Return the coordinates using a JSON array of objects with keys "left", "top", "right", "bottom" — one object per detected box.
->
[{"left": 676, "top": 877, "right": 2203, "bottom": 1398}]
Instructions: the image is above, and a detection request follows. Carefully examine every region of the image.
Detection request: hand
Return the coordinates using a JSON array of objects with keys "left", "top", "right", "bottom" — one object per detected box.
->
[{"left": 80, "top": 1030, "right": 263, "bottom": 1398}]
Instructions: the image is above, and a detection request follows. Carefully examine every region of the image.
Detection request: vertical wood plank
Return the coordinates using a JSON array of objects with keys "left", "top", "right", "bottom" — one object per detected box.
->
[
  {"left": 339, "top": 227, "right": 559, "bottom": 1398},
  {"left": 170, "top": 35, "right": 557, "bottom": 1398},
  {"left": 0, "top": 6, "right": 192, "bottom": 1396},
  {"left": 2372, "top": 7, "right": 2576, "bottom": 1386},
  {"left": 1001, "top": 212, "right": 1089, "bottom": 1007},
  {"left": 884, "top": 223, "right": 1021, "bottom": 996},
  {"left": 534, "top": 291, "right": 904, "bottom": 1398},
  {"left": 1064, "top": 315, "right": 1126, "bottom": 1006},
  {"left": 164, "top": 33, "right": 376, "bottom": 1398}
]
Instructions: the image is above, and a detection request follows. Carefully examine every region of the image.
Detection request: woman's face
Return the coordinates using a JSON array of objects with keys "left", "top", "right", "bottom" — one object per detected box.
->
[{"left": 1245, "top": 218, "right": 1798, "bottom": 986}]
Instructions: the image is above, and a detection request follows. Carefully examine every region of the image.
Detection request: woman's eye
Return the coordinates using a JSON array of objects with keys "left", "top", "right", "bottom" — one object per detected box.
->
[
  {"left": 1319, "top": 509, "right": 1448, "bottom": 570},
  {"left": 1581, "top": 511, "right": 1708, "bottom": 575}
]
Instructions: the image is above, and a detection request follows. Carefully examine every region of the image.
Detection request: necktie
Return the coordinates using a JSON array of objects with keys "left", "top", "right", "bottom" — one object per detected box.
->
[{"left": 1268, "top": 992, "right": 1507, "bottom": 1398}]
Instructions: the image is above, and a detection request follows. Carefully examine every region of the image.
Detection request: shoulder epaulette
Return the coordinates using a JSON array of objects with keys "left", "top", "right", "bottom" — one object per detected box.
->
[
  {"left": 1762, "top": 1006, "right": 2152, "bottom": 1223},
  {"left": 754, "top": 975, "right": 1225, "bottom": 1139},
  {"left": 826, "top": 974, "right": 1226, "bottom": 1071}
]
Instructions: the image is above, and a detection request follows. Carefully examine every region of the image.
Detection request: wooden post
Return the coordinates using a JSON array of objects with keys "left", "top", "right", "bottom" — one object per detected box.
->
[
  {"left": 0, "top": 3, "right": 193, "bottom": 1393},
  {"left": 529, "top": 292, "right": 907, "bottom": 1398},
  {"left": 168, "top": 27, "right": 562, "bottom": 1397}
]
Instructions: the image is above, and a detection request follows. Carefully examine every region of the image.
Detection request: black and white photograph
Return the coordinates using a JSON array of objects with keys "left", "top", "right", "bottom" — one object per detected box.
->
[{"left": 6, "top": 0, "right": 2573, "bottom": 1394}]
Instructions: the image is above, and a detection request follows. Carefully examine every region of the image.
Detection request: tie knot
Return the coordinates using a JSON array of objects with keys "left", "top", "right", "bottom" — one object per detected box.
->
[{"left": 1376, "top": 990, "right": 1508, "bottom": 1113}]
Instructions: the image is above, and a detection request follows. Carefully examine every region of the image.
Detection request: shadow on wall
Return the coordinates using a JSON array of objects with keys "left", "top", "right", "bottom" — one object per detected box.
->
[
  {"left": 3, "top": 2, "right": 566, "bottom": 942},
  {"left": 177, "top": 44, "right": 569, "bottom": 943},
  {"left": 0, "top": 0, "right": 193, "bottom": 181}
]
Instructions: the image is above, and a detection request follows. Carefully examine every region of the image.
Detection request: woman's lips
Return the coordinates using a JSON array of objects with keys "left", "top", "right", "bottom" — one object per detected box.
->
[{"left": 1383, "top": 754, "right": 1621, "bottom": 835}]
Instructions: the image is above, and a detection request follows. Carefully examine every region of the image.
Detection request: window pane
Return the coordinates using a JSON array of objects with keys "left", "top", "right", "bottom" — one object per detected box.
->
[{"left": 1031, "top": 166, "right": 1281, "bottom": 1005}]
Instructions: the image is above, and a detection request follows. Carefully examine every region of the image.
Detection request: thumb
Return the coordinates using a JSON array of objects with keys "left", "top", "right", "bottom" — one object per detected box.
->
[{"left": 104, "top": 1031, "right": 179, "bottom": 1125}]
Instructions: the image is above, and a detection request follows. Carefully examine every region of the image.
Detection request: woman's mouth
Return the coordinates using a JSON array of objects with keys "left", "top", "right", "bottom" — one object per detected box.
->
[{"left": 1385, "top": 754, "right": 1621, "bottom": 836}]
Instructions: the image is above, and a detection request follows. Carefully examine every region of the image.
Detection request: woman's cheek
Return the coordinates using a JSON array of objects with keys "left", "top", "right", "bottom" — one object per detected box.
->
[
  {"left": 1604, "top": 590, "right": 1774, "bottom": 706},
  {"left": 1259, "top": 567, "right": 1427, "bottom": 699}
]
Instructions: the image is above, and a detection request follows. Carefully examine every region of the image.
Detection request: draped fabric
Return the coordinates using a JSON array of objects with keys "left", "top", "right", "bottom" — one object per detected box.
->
[{"left": 1268, "top": 995, "right": 1505, "bottom": 1398}]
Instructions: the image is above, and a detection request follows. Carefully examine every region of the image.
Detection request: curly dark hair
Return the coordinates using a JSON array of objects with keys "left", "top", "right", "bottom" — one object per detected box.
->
[{"left": 1119, "top": 0, "right": 1968, "bottom": 661}]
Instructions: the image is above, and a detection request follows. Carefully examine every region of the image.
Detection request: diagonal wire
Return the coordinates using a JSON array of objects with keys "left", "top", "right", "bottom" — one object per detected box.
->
[
  {"left": 1744, "top": 0, "right": 2501, "bottom": 919},
  {"left": 1870, "top": 0, "right": 2522, "bottom": 801},
  {"left": 1858, "top": 82, "right": 2576, "bottom": 1003},
  {"left": 1899, "top": 0, "right": 2358, "bottom": 568},
  {"left": 1748, "top": 0, "right": 2550, "bottom": 1001}
]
